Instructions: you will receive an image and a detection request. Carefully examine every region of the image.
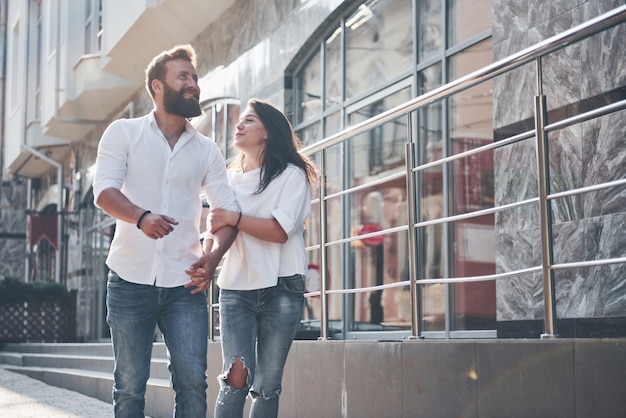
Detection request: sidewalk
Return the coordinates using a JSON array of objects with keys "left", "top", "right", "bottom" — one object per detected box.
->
[{"left": 0, "top": 366, "right": 114, "bottom": 417}]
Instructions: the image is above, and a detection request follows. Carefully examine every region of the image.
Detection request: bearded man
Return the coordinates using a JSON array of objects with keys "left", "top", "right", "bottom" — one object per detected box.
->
[{"left": 93, "top": 44, "right": 238, "bottom": 418}]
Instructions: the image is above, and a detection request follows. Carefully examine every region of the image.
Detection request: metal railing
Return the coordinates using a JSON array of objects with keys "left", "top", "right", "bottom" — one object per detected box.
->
[
  {"left": 206, "top": 6, "right": 626, "bottom": 341},
  {"left": 298, "top": 5, "right": 626, "bottom": 340}
]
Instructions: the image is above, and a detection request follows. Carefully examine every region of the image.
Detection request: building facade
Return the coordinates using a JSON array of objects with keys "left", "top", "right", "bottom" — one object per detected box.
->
[{"left": 0, "top": 0, "right": 624, "bottom": 342}]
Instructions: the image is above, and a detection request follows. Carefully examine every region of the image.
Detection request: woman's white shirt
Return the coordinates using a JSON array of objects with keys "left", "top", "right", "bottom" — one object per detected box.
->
[{"left": 217, "top": 164, "right": 311, "bottom": 290}]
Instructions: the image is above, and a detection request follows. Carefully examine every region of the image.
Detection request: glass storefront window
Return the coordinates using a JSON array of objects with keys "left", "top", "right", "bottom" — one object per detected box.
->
[
  {"left": 289, "top": 0, "right": 496, "bottom": 339},
  {"left": 297, "top": 49, "right": 322, "bottom": 125},
  {"left": 298, "top": 121, "right": 321, "bottom": 147},
  {"left": 324, "top": 111, "right": 342, "bottom": 138},
  {"left": 325, "top": 28, "right": 342, "bottom": 111},
  {"left": 347, "top": 87, "right": 412, "bottom": 185},
  {"left": 197, "top": 100, "right": 240, "bottom": 161},
  {"left": 345, "top": 0, "right": 413, "bottom": 100},
  {"left": 449, "top": 38, "right": 493, "bottom": 80},
  {"left": 419, "top": 0, "right": 443, "bottom": 61},
  {"left": 448, "top": 0, "right": 491, "bottom": 47}
]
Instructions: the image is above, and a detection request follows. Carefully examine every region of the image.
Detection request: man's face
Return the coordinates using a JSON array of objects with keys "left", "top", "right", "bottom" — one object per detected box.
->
[
  {"left": 161, "top": 59, "right": 201, "bottom": 118},
  {"left": 162, "top": 81, "right": 201, "bottom": 118}
]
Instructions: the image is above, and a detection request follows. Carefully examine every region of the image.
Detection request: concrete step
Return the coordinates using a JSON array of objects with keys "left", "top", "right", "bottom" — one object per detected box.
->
[
  {"left": 0, "top": 342, "right": 170, "bottom": 379},
  {"left": 1, "top": 342, "right": 115, "bottom": 357},
  {"left": 1, "top": 342, "right": 169, "bottom": 358},
  {"left": 0, "top": 342, "right": 175, "bottom": 418},
  {"left": 3, "top": 365, "right": 174, "bottom": 418}
]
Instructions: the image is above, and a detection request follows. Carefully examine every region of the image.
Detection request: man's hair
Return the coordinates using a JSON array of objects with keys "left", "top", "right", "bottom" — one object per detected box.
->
[{"left": 145, "top": 44, "right": 197, "bottom": 98}]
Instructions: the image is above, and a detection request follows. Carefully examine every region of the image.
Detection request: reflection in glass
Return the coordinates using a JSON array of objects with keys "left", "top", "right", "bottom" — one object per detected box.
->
[
  {"left": 298, "top": 122, "right": 321, "bottom": 147},
  {"left": 448, "top": 0, "right": 491, "bottom": 47},
  {"left": 297, "top": 49, "right": 322, "bottom": 124},
  {"left": 345, "top": 0, "right": 413, "bottom": 99},
  {"left": 348, "top": 88, "right": 411, "bottom": 185},
  {"left": 420, "top": 185, "right": 445, "bottom": 331},
  {"left": 449, "top": 38, "right": 493, "bottom": 80},
  {"left": 325, "top": 172, "right": 410, "bottom": 329},
  {"left": 419, "top": 0, "right": 442, "bottom": 61},
  {"left": 215, "top": 103, "right": 225, "bottom": 157},
  {"left": 323, "top": 142, "right": 344, "bottom": 196},
  {"left": 324, "top": 111, "right": 342, "bottom": 138},
  {"left": 197, "top": 101, "right": 240, "bottom": 161},
  {"left": 451, "top": 215, "right": 496, "bottom": 330},
  {"left": 419, "top": 100, "right": 443, "bottom": 164},
  {"left": 419, "top": 62, "right": 443, "bottom": 95},
  {"left": 325, "top": 28, "right": 342, "bottom": 110},
  {"left": 303, "top": 248, "right": 322, "bottom": 322},
  {"left": 226, "top": 103, "right": 240, "bottom": 160}
]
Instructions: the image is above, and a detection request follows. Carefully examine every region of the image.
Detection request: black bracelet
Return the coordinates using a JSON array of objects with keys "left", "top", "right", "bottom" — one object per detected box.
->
[
  {"left": 234, "top": 212, "right": 242, "bottom": 229},
  {"left": 136, "top": 210, "right": 151, "bottom": 229}
]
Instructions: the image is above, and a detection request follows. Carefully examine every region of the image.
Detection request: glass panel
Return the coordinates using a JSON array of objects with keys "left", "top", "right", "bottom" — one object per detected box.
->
[
  {"left": 298, "top": 121, "right": 321, "bottom": 147},
  {"left": 351, "top": 225, "right": 411, "bottom": 327},
  {"left": 448, "top": 82, "right": 494, "bottom": 153},
  {"left": 324, "top": 142, "right": 344, "bottom": 196},
  {"left": 450, "top": 149, "right": 495, "bottom": 216},
  {"left": 326, "top": 193, "right": 344, "bottom": 244},
  {"left": 422, "top": 283, "right": 446, "bottom": 331},
  {"left": 195, "top": 111, "right": 214, "bottom": 142},
  {"left": 419, "top": 0, "right": 442, "bottom": 61},
  {"left": 345, "top": 0, "right": 413, "bottom": 99},
  {"left": 448, "top": 0, "right": 491, "bottom": 47},
  {"left": 450, "top": 215, "right": 496, "bottom": 330},
  {"left": 303, "top": 248, "right": 322, "bottom": 321},
  {"left": 347, "top": 88, "right": 411, "bottom": 184},
  {"left": 225, "top": 103, "right": 240, "bottom": 161},
  {"left": 306, "top": 200, "right": 321, "bottom": 250},
  {"left": 297, "top": 49, "right": 322, "bottom": 124},
  {"left": 449, "top": 38, "right": 492, "bottom": 80},
  {"left": 215, "top": 104, "right": 226, "bottom": 156},
  {"left": 419, "top": 101, "right": 444, "bottom": 164},
  {"left": 448, "top": 39, "right": 496, "bottom": 331},
  {"left": 324, "top": 111, "right": 342, "bottom": 138},
  {"left": 325, "top": 27, "right": 342, "bottom": 110},
  {"left": 420, "top": 178, "right": 445, "bottom": 332},
  {"left": 419, "top": 61, "right": 443, "bottom": 95}
]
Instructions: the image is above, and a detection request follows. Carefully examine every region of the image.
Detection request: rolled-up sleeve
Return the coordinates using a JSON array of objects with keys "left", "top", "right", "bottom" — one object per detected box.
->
[
  {"left": 271, "top": 167, "right": 309, "bottom": 236},
  {"left": 92, "top": 120, "right": 128, "bottom": 207}
]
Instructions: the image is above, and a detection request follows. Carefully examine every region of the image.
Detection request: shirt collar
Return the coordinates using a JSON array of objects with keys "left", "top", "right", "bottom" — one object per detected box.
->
[{"left": 147, "top": 110, "right": 198, "bottom": 137}]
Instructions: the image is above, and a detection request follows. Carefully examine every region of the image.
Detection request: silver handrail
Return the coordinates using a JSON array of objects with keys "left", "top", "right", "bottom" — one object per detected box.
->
[{"left": 300, "top": 5, "right": 626, "bottom": 340}]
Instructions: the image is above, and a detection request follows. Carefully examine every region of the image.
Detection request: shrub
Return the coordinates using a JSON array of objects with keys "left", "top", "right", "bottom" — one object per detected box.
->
[{"left": 0, "top": 277, "right": 71, "bottom": 309}]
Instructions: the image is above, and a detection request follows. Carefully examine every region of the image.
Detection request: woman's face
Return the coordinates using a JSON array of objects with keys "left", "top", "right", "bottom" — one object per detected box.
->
[{"left": 234, "top": 106, "right": 267, "bottom": 152}]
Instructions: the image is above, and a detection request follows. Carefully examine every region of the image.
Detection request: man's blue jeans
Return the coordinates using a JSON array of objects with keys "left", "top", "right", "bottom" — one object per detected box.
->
[
  {"left": 106, "top": 271, "right": 208, "bottom": 418},
  {"left": 214, "top": 274, "right": 305, "bottom": 418}
]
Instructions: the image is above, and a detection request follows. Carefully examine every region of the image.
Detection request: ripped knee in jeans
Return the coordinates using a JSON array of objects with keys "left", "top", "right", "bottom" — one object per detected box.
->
[{"left": 221, "top": 356, "right": 249, "bottom": 391}]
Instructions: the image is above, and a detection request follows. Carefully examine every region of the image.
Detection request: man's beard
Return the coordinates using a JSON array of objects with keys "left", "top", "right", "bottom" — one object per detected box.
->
[{"left": 162, "top": 82, "right": 201, "bottom": 118}]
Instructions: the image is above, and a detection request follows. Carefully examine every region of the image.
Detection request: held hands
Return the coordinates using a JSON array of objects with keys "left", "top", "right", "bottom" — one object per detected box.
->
[
  {"left": 184, "top": 253, "right": 214, "bottom": 294},
  {"left": 137, "top": 212, "right": 179, "bottom": 239}
]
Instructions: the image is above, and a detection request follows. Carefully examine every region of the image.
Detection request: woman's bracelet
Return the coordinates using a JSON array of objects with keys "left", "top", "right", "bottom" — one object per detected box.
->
[
  {"left": 234, "top": 212, "right": 242, "bottom": 229},
  {"left": 136, "top": 210, "right": 151, "bottom": 229}
]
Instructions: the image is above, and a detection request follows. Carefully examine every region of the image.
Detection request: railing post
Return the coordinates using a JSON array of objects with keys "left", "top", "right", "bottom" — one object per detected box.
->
[
  {"left": 405, "top": 113, "right": 422, "bottom": 339},
  {"left": 318, "top": 151, "right": 331, "bottom": 340},
  {"left": 534, "top": 90, "right": 558, "bottom": 338}
]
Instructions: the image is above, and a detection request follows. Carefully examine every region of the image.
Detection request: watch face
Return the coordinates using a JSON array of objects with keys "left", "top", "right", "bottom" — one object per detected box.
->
[{"left": 305, "top": 265, "right": 321, "bottom": 293}]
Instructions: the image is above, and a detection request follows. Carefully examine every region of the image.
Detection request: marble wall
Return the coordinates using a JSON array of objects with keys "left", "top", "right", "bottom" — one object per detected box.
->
[{"left": 492, "top": 0, "right": 626, "bottom": 320}]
